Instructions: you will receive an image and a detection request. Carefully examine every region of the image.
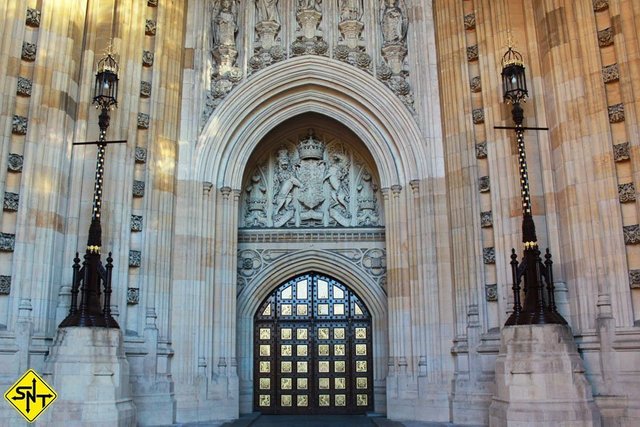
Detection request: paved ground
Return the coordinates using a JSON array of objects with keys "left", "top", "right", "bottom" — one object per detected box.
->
[{"left": 208, "top": 413, "right": 470, "bottom": 427}]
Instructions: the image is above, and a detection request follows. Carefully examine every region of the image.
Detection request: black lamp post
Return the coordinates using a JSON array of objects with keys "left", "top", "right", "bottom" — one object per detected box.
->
[
  {"left": 59, "top": 53, "right": 120, "bottom": 328},
  {"left": 501, "top": 45, "right": 567, "bottom": 326}
]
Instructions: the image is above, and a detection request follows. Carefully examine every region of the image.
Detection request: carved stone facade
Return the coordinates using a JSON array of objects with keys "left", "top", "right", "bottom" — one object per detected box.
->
[
  {"left": 475, "top": 141, "right": 487, "bottom": 159},
  {"left": 127, "top": 287, "right": 140, "bottom": 304},
  {"left": 26, "top": 7, "right": 41, "bottom": 27},
  {"left": 598, "top": 27, "right": 613, "bottom": 47},
  {"left": 17, "top": 76, "right": 32, "bottom": 96},
  {"left": 619, "top": 183, "right": 636, "bottom": 203},
  {"left": 129, "top": 250, "right": 142, "bottom": 267},
  {"left": 480, "top": 210, "right": 492, "bottom": 228},
  {"left": 613, "top": 142, "right": 630, "bottom": 162},
  {"left": 485, "top": 283, "right": 497, "bottom": 302},
  {"left": 472, "top": 108, "right": 484, "bottom": 124},
  {"left": 12, "top": 115, "right": 28, "bottom": 135},
  {"left": 3, "top": 192, "right": 19, "bottom": 211},
  {"left": 602, "top": 63, "right": 619, "bottom": 83},
  {"left": 483, "top": 247, "right": 495, "bottom": 264},
  {"left": 608, "top": 103, "right": 625, "bottom": 123},
  {"left": 131, "top": 215, "right": 143, "bottom": 232},
  {"left": 145, "top": 19, "right": 157, "bottom": 35},
  {"left": 7, "top": 154, "right": 24, "bottom": 172},
  {"left": 137, "top": 112, "right": 150, "bottom": 129},
  {"left": 0, "top": 276, "right": 10, "bottom": 295},
  {"left": 135, "top": 147, "right": 148, "bottom": 163},
  {"left": 241, "top": 130, "right": 382, "bottom": 228},
  {"left": 0, "top": 233, "right": 15, "bottom": 252},
  {"left": 623, "top": 224, "right": 640, "bottom": 245},
  {"left": 479, "top": 176, "right": 490, "bottom": 192},
  {"left": 133, "top": 180, "right": 145, "bottom": 197},
  {"left": 470, "top": 76, "right": 481, "bottom": 92},
  {"left": 140, "top": 80, "right": 152, "bottom": 97},
  {"left": 21, "top": 42, "right": 36, "bottom": 61},
  {"left": 142, "top": 50, "right": 154, "bottom": 66}
]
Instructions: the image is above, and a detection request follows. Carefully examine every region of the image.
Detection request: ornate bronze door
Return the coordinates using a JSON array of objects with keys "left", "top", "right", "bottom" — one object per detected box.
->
[{"left": 254, "top": 273, "right": 373, "bottom": 414}]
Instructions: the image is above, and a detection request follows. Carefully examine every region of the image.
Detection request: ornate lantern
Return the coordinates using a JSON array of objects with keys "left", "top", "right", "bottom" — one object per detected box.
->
[
  {"left": 501, "top": 46, "right": 528, "bottom": 105},
  {"left": 93, "top": 53, "right": 119, "bottom": 110}
]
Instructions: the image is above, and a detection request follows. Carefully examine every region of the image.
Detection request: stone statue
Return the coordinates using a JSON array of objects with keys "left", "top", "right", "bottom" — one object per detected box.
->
[
  {"left": 244, "top": 173, "right": 267, "bottom": 227},
  {"left": 298, "top": 0, "right": 321, "bottom": 12},
  {"left": 211, "top": 0, "right": 238, "bottom": 48},
  {"left": 380, "top": 0, "right": 407, "bottom": 46},
  {"left": 325, "top": 152, "right": 351, "bottom": 226},
  {"left": 339, "top": 0, "right": 363, "bottom": 22},
  {"left": 357, "top": 172, "right": 379, "bottom": 225},
  {"left": 256, "top": 0, "right": 280, "bottom": 24},
  {"left": 273, "top": 149, "right": 302, "bottom": 226}
]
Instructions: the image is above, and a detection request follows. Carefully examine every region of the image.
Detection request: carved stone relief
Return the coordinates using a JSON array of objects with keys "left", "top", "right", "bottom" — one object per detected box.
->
[
  {"left": 485, "top": 284, "right": 497, "bottom": 302},
  {"left": 133, "top": 180, "right": 145, "bottom": 197},
  {"left": 475, "top": 141, "right": 487, "bottom": 159},
  {"left": 148, "top": 0, "right": 158, "bottom": 6},
  {"left": 290, "top": 0, "right": 328, "bottom": 57},
  {"left": 3, "top": 192, "right": 19, "bottom": 211},
  {"left": 608, "top": 103, "right": 624, "bottom": 123},
  {"left": 377, "top": 0, "right": 412, "bottom": 109},
  {"left": 624, "top": 225, "right": 640, "bottom": 245},
  {"left": 140, "top": 80, "right": 152, "bottom": 97},
  {"left": 145, "top": 19, "right": 157, "bottom": 36},
  {"left": 613, "top": 142, "right": 630, "bottom": 162},
  {"left": 237, "top": 247, "right": 386, "bottom": 295},
  {"left": 483, "top": 247, "right": 495, "bottom": 264},
  {"left": 0, "top": 233, "right": 15, "bottom": 252},
  {"left": 480, "top": 211, "right": 492, "bottom": 228},
  {"left": 598, "top": 27, "right": 613, "bottom": 47},
  {"left": 12, "top": 116, "right": 28, "bottom": 135},
  {"left": 467, "top": 45, "right": 478, "bottom": 61},
  {"left": 137, "top": 112, "right": 150, "bottom": 129},
  {"left": 250, "top": 0, "right": 284, "bottom": 73},
  {"left": 470, "top": 76, "right": 481, "bottom": 92},
  {"left": 593, "top": 0, "right": 609, "bottom": 11},
  {"left": 618, "top": 183, "right": 636, "bottom": 203},
  {"left": 0, "top": 276, "right": 10, "bottom": 295},
  {"left": 333, "top": 0, "right": 371, "bottom": 73},
  {"left": 135, "top": 147, "right": 148, "bottom": 163},
  {"left": 630, "top": 269, "right": 640, "bottom": 289},
  {"left": 602, "top": 63, "right": 619, "bottom": 84},
  {"left": 17, "top": 77, "right": 32, "bottom": 96},
  {"left": 129, "top": 250, "right": 142, "bottom": 267},
  {"left": 479, "top": 176, "right": 490, "bottom": 193},
  {"left": 127, "top": 288, "right": 140, "bottom": 304},
  {"left": 26, "top": 7, "right": 41, "bottom": 27},
  {"left": 472, "top": 108, "right": 484, "bottom": 124},
  {"left": 8, "top": 154, "right": 24, "bottom": 172},
  {"left": 22, "top": 42, "right": 36, "bottom": 61},
  {"left": 464, "top": 13, "right": 476, "bottom": 30},
  {"left": 241, "top": 130, "right": 382, "bottom": 228},
  {"left": 131, "top": 215, "right": 143, "bottom": 232},
  {"left": 142, "top": 50, "right": 154, "bottom": 66}
]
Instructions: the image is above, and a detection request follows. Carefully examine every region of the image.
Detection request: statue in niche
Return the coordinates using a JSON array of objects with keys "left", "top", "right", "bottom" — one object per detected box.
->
[
  {"left": 298, "top": 0, "right": 322, "bottom": 12},
  {"left": 339, "top": 0, "right": 363, "bottom": 21},
  {"left": 325, "top": 152, "right": 351, "bottom": 226},
  {"left": 357, "top": 171, "right": 379, "bottom": 226},
  {"left": 273, "top": 148, "right": 302, "bottom": 227},
  {"left": 211, "top": 0, "right": 238, "bottom": 48},
  {"left": 244, "top": 172, "right": 268, "bottom": 227},
  {"left": 380, "top": 0, "right": 407, "bottom": 46},
  {"left": 256, "top": 0, "right": 280, "bottom": 24}
]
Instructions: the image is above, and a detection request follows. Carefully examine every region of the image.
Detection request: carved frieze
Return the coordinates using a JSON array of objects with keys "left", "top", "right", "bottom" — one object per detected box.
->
[
  {"left": 129, "top": 250, "right": 142, "bottom": 267},
  {"left": 479, "top": 176, "right": 490, "bottom": 193},
  {"left": 17, "top": 77, "right": 32, "bottom": 96},
  {"left": 464, "top": 13, "right": 476, "bottom": 30},
  {"left": 135, "top": 147, "right": 147, "bottom": 163},
  {"left": 602, "top": 63, "right": 619, "bottom": 84},
  {"left": 483, "top": 247, "right": 495, "bottom": 264},
  {"left": 593, "top": 0, "right": 609, "bottom": 11},
  {"left": 623, "top": 224, "right": 640, "bottom": 245},
  {"left": 140, "top": 80, "right": 152, "bottom": 97},
  {"left": 8, "top": 154, "right": 24, "bottom": 172},
  {"left": 131, "top": 215, "right": 143, "bottom": 232},
  {"left": 467, "top": 44, "right": 478, "bottom": 61},
  {"left": 485, "top": 284, "right": 497, "bottom": 302},
  {"left": 22, "top": 42, "right": 36, "bottom": 61},
  {"left": 480, "top": 211, "right": 492, "bottom": 228},
  {"left": 26, "top": 7, "right": 41, "bottom": 27},
  {"left": 137, "top": 112, "right": 150, "bottom": 129},
  {"left": 145, "top": 19, "right": 157, "bottom": 36},
  {"left": 12, "top": 116, "right": 28, "bottom": 135},
  {"left": 240, "top": 129, "right": 382, "bottom": 228},
  {"left": 613, "top": 142, "right": 630, "bottom": 162},
  {"left": 472, "top": 108, "right": 484, "bottom": 124},
  {"left": 148, "top": 0, "right": 158, "bottom": 6},
  {"left": 127, "top": 288, "right": 140, "bottom": 304},
  {"left": 3, "top": 192, "right": 19, "bottom": 211},
  {"left": 142, "top": 50, "right": 154, "bottom": 66},
  {"left": 608, "top": 103, "right": 624, "bottom": 123},
  {"left": 0, "top": 233, "right": 15, "bottom": 252},
  {"left": 598, "top": 27, "right": 613, "bottom": 47},
  {"left": 0, "top": 276, "right": 10, "bottom": 295},
  {"left": 133, "top": 180, "right": 145, "bottom": 197},
  {"left": 475, "top": 141, "right": 487, "bottom": 159},
  {"left": 618, "top": 183, "right": 636, "bottom": 203},
  {"left": 630, "top": 269, "right": 640, "bottom": 288},
  {"left": 470, "top": 76, "right": 481, "bottom": 92}
]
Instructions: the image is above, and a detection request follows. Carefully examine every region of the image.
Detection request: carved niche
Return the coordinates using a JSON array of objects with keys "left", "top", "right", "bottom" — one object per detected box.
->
[{"left": 241, "top": 129, "right": 382, "bottom": 228}]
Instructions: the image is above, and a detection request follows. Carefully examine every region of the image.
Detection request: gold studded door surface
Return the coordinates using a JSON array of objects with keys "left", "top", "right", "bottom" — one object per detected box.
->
[{"left": 254, "top": 273, "right": 373, "bottom": 414}]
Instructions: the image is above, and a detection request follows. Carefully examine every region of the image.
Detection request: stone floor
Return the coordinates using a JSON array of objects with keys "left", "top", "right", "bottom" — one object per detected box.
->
[{"left": 169, "top": 413, "right": 472, "bottom": 427}]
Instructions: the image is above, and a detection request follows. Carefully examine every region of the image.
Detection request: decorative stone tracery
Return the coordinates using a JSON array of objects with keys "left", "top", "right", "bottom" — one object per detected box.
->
[{"left": 241, "top": 129, "right": 381, "bottom": 229}]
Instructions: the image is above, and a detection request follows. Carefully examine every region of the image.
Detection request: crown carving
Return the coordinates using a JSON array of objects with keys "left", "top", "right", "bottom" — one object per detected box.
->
[{"left": 297, "top": 129, "right": 325, "bottom": 160}]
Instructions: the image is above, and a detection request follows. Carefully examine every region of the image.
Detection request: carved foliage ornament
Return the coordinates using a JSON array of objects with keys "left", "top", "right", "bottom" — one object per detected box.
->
[
  {"left": 22, "top": 42, "right": 36, "bottom": 61},
  {"left": 241, "top": 130, "right": 382, "bottom": 228},
  {"left": 613, "top": 142, "right": 630, "bottom": 162},
  {"left": 593, "top": 0, "right": 609, "bottom": 11},
  {"left": 17, "top": 77, "right": 32, "bottom": 96},
  {"left": 608, "top": 103, "right": 624, "bottom": 123},
  {"left": 12, "top": 116, "right": 28, "bottom": 135},
  {"left": 602, "top": 64, "right": 619, "bottom": 84},
  {"left": 598, "top": 27, "right": 613, "bottom": 47},
  {"left": 26, "top": 7, "right": 41, "bottom": 27},
  {"left": 623, "top": 224, "right": 640, "bottom": 245},
  {"left": 0, "top": 276, "right": 10, "bottom": 295}
]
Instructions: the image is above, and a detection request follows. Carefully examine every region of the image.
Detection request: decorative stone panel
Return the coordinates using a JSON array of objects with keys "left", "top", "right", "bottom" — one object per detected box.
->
[
  {"left": 630, "top": 269, "right": 640, "bottom": 288},
  {"left": 3, "top": 193, "right": 19, "bottom": 211},
  {"left": 0, "top": 233, "right": 15, "bottom": 252},
  {"left": 22, "top": 42, "right": 36, "bottom": 61},
  {"left": 148, "top": 0, "right": 158, "bottom": 6},
  {"left": 613, "top": 142, "right": 630, "bottom": 162},
  {"left": 133, "top": 180, "right": 145, "bottom": 197},
  {"left": 472, "top": 108, "right": 484, "bottom": 124},
  {"left": 131, "top": 215, "right": 143, "bottom": 232},
  {"left": 145, "top": 19, "right": 156, "bottom": 36},
  {"left": 608, "top": 103, "right": 624, "bottom": 123},
  {"left": 480, "top": 211, "right": 493, "bottom": 228},
  {"left": 467, "top": 45, "right": 478, "bottom": 61},
  {"left": 26, "top": 7, "right": 41, "bottom": 27},
  {"left": 137, "top": 112, "right": 150, "bottom": 129},
  {"left": 140, "top": 80, "right": 151, "bottom": 97},
  {"left": 602, "top": 64, "right": 619, "bottom": 84},
  {"left": 485, "top": 284, "right": 498, "bottom": 302},
  {"left": 464, "top": 13, "right": 476, "bottom": 30},
  {"left": 483, "top": 247, "right": 495, "bottom": 264},
  {"left": 598, "top": 27, "right": 613, "bottom": 47},
  {"left": 12, "top": 115, "right": 28, "bottom": 135},
  {"left": 593, "top": 0, "right": 609, "bottom": 11},
  {"left": 8, "top": 154, "right": 23, "bottom": 172},
  {"left": 142, "top": 50, "right": 154, "bottom": 67},
  {"left": 127, "top": 288, "right": 140, "bottom": 304},
  {"left": 475, "top": 141, "right": 487, "bottom": 159},
  {"left": 17, "top": 77, "right": 32, "bottom": 96},
  {"left": 129, "top": 250, "right": 141, "bottom": 267},
  {"left": 479, "top": 176, "right": 490, "bottom": 193},
  {"left": 470, "top": 76, "right": 481, "bottom": 92},
  {"left": 623, "top": 224, "right": 640, "bottom": 245},
  {"left": 135, "top": 147, "right": 147, "bottom": 163},
  {"left": 618, "top": 183, "right": 636, "bottom": 203},
  {"left": 0, "top": 276, "right": 10, "bottom": 295}
]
